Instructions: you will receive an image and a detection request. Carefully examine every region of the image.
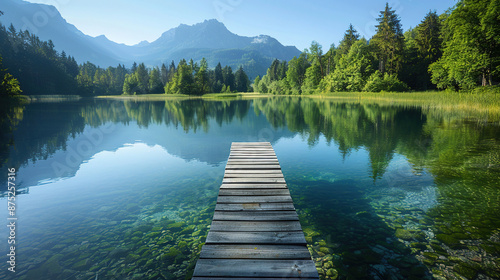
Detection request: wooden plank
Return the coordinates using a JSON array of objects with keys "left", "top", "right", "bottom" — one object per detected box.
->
[
  {"left": 217, "top": 195, "right": 292, "bottom": 204},
  {"left": 199, "top": 244, "right": 311, "bottom": 259},
  {"left": 230, "top": 147, "right": 274, "bottom": 150},
  {"left": 225, "top": 165, "right": 281, "bottom": 169},
  {"left": 210, "top": 221, "right": 302, "bottom": 232},
  {"left": 193, "top": 259, "right": 318, "bottom": 278},
  {"left": 230, "top": 151, "right": 276, "bottom": 154},
  {"left": 225, "top": 162, "right": 280, "bottom": 166},
  {"left": 222, "top": 178, "right": 286, "bottom": 184},
  {"left": 220, "top": 183, "right": 287, "bottom": 189},
  {"left": 228, "top": 156, "right": 277, "bottom": 160},
  {"left": 218, "top": 189, "right": 290, "bottom": 196},
  {"left": 227, "top": 160, "right": 279, "bottom": 164},
  {"left": 224, "top": 169, "right": 282, "bottom": 173},
  {"left": 205, "top": 231, "right": 306, "bottom": 245},
  {"left": 212, "top": 211, "right": 299, "bottom": 221},
  {"left": 215, "top": 202, "right": 295, "bottom": 211},
  {"left": 232, "top": 142, "right": 271, "bottom": 145},
  {"left": 224, "top": 173, "right": 284, "bottom": 178}
]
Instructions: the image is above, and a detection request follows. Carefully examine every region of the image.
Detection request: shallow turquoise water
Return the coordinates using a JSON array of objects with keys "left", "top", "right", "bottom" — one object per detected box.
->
[{"left": 1, "top": 98, "right": 499, "bottom": 279}]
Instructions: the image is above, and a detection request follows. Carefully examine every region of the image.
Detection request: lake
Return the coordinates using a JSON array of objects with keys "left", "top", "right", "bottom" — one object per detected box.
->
[{"left": 1, "top": 97, "right": 499, "bottom": 280}]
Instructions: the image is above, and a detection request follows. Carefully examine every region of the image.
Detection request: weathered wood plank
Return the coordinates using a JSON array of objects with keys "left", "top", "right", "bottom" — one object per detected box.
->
[
  {"left": 205, "top": 231, "right": 307, "bottom": 245},
  {"left": 199, "top": 244, "right": 311, "bottom": 259},
  {"left": 215, "top": 202, "right": 295, "bottom": 211},
  {"left": 224, "top": 169, "right": 282, "bottom": 174},
  {"left": 229, "top": 154, "right": 277, "bottom": 157},
  {"left": 212, "top": 210, "right": 299, "bottom": 221},
  {"left": 226, "top": 160, "right": 279, "bottom": 164},
  {"left": 230, "top": 148, "right": 274, "bottom": 150},
  {"left": 222, "top": 178, "right": 286, "bottom": 184},
  {"left": 228, "top": 156, "right": 278, "bottom": 160},
  {"left": 220, "top": 183, "right": 288, "bottom": 189},
  {"left": 225, "top": 165, "right": 281, "bottom": 169},
  {"left": 224, "top": 173, "right": 284, "bottom": 178},
  {"left": 193, "top": 259, "right": 318, "bottom": 278},
  {"left": 210, "top": 221, "right": 302, "bottom": 232},
  {"left": 232, "top": 142, "right": 271, "bottom": 145},
  {"left": 218, "top": 189, "right": 290, "bottom": 196},
  {"left": 217, "top": 195, "right": 292, "bottom": 204}
]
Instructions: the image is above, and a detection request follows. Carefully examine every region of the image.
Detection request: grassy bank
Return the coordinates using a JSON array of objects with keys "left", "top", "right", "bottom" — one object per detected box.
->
[{"left": 314, "top": 90, "right": 500, "bottom": 121}]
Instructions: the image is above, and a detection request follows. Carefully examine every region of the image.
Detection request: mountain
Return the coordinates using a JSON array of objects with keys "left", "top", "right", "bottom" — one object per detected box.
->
[
  {"left": 1, "top": 0, "right": 125, "bottom": 66},
  {"left": 0, "top": 0, "right": 301, "bottom": 78}
]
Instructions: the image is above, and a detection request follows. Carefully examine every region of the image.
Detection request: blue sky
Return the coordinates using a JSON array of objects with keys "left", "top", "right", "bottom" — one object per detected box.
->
[{"left": 24, "top": 0, "right": 457, "bottom": 51}]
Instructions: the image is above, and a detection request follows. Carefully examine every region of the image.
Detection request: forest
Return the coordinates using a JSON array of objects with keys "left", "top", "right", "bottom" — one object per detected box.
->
[
  {"left": 255, "top": 1, "right": 500, "bottom": 94},
  {"left": 0, "top": 0, "right": 499, "bottom": 97}
]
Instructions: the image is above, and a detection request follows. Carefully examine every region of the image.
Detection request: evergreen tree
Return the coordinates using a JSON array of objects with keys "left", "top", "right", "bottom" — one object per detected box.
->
[
  {"left": 222, "top": 66, "right": 235, "bottom": 91},
  {"left": 301, "top": 58, "right": 322, "bottom": 94},
  {"left": 401, "top": 11, "right": 442, "bottom": 90},
  {"left": 212, "top": 62, "right": 224, "bottom": 92},
  {"left": 269, "top": 59, "right": 281, "bottom": 81},
  {"left": 136, "top": 63, "right": 149, "bottom": 94},
  {"left": 160, "top": 63, "right": 168, "bottom": 86},
  {"left": 415, "top": 11, "right": 442, "bottom": 62},
  {"left": 195, "top": 58, "right": 209, "bottom": 95},
  {"left": 235, "top": 66, "right": 250, "bottom": 92},
  {"left": 166, "top": 59, "right": 194, "bottom": 95},
  {"left": 285, "top": 53, "right": 310, "bottom": 94},
  {"left": 370, "top": 3, "right": 405, "bottom": 74},
  {"left": 337, "top": 24, "right": 360, "bottom": 57},
  {"left": 149, "top": 67, "right": 163, "bottom": 93},
  {"left": 307, "top": 41, "right": 324, "bottom": 76}
]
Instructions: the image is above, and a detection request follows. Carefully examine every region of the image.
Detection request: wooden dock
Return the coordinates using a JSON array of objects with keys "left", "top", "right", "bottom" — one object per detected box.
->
[{"left": 192, "top": 142, "right": 319, "bottom": 279}]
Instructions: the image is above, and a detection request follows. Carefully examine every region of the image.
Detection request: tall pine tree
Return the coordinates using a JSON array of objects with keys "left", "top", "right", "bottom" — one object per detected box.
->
[{"left": 370, "top": 3, "right": 404, "bottom": 75}]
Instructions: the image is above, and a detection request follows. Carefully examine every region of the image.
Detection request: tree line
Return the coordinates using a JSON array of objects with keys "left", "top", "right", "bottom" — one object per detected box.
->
[{"left": 255, "top": 1, "right": 500, "bottom": 94}]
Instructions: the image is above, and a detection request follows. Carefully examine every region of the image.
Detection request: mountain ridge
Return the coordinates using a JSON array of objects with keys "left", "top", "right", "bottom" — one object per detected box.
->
[{"left": 1, "top": 0, "right": 300, "bottom": 78}]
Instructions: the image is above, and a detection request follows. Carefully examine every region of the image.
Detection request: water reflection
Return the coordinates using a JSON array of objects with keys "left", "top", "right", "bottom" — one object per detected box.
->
[{"left": 0, "top": 97, "right": 498, "bottom": 279}]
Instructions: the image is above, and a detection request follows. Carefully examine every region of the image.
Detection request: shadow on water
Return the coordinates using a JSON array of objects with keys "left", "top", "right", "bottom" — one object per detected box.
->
[{"left": 290, "top": 179, "right": 432, "bottom": 280}]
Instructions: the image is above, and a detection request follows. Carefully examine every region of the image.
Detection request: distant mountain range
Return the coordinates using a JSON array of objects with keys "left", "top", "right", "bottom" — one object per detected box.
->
[{"left": 1, "top": 0, "right": 301, "bottom": 78}]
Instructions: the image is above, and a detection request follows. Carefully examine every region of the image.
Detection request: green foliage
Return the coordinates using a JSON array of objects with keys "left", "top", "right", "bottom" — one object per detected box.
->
[
  {"left": 234, "top": 66, "right": 250, "bottom": 92},
  {"left": 0, "top": 56, "right": 21, "bottom": 95},
  {"left": 370, "top": 3, "right": 405, "bottom": 74},
  {"left": 0, "top": 22, "right": 78, "bottom": 95},
  {"left": 285, "top": 53, "right": 309, "bottom": 93},
  {"left": 400, "top": 11, "right": 442, "bottom": 90},
  {"left": 301, "top": 58, "right": 323, "bottom": 94},
  {"left": 320, "top": 39, "right": 375, "bottom": 92},
  {"left": 363, "top": 71, "right": 409, "bottom": 92},
  {"left": 336, "top": 24, "right": 360, "bottom": 61},
  {"left": 149, "top": 67, "right": 163, "bottom": 94},
  {"left": 0, "top": 72, "right": 21, "bottom": 95},
  {"left": 430, "top": 0, "right": 500, "bottom": 90},
  {"left": 123, "top": 73, "right": 139, "bottom": 95},
  {"left": 194, "top": 58, "right": 210, "bottom": 94},
  {"left": 253, "top": 75, "right": 260, "bottom": 92}
]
